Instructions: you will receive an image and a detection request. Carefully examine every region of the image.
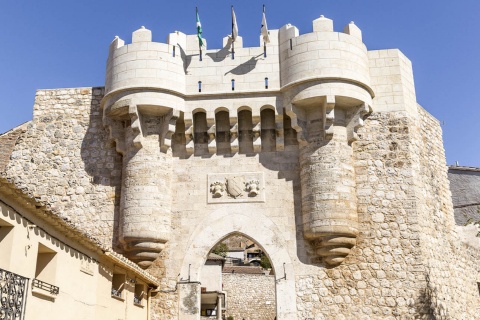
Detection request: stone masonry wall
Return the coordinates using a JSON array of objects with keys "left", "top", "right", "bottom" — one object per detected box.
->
[
  {"left": 448, "top": 168, "right": 480, "bottom": 226},
  {"left": 414, "top": 106, "right": 480, "bottom": 319},
  {"left": 294, "top": 111, "right": 427, "bottom": 320},
  {"left": 0, "top": 123, "right": 28, "bottom": 172},
  {"left": 1, "top": 88, "right": 122, "bottom": 247},
  {"left": 149, "top": 107, "right": 480, "bottom": 320},
  {"left": 2, "top": 87, "right": 479, "bottom": 320},
  {"left": 149, "top": 149, "right": 300, "bottom": 320},
  {"left": 223, "top": 273, "right": 276, "bottom": 320}
]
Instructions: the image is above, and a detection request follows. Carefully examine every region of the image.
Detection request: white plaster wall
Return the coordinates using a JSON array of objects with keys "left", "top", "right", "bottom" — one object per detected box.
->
[
  {"left": 226, "top": 251, "right": 243, "bottom": 260},
  {"left": 200, "top": 262, "right": 222, "bottom": 292},
  {"left": 0, "top": 200, "right": 149, "bottom": 320}
]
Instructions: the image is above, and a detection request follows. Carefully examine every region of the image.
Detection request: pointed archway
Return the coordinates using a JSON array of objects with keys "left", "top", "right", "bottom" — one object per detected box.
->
[{"left": 178, "top": 206, "right": 297, "bottom": 319}]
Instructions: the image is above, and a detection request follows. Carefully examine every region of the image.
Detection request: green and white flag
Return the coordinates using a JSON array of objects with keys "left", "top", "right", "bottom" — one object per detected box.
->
[
  {"left": 231, "top": 6, "right": 238, "bottom": 42},
  {"left": 261, "top": 5, "right": 270, "bottom": 43},
  {"left": 196, "top": 7, "right": 204, "bottom": 47}
]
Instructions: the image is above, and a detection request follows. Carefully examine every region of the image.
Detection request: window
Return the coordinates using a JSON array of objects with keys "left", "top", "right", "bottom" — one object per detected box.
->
[
  {"left": 111, "top": 273, "right": 126, "bottom": 300},
  {"left": 0, "top": 218, "right": 14, "bottom": 269},
  {"left": 33, "top": 243, "right": 59, "bottom": 298},
  {"left": 35, "top": 243, "right": 57, "bottom": 284},
  {"left": 134, "top": 283, "right": 145, "bottom": 306}
]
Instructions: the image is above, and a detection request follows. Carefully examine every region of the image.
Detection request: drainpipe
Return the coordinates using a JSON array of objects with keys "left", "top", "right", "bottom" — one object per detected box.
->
[{"left": 147, "top": 286, "right": 157, "bottom": 320}]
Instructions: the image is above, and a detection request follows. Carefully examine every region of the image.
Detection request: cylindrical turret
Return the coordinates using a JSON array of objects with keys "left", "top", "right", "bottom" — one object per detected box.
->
[
  {"left": 102, "top": 26, "right": 184, "bottom": 268},
  {"left": 119, "top": 123, "right": 173, "bottom": 268},
  {"left": 300, "top": 124, "right": 358, "bottom": 266},
  {"left": 279, "top": 16, "right": 373, "bottom": 266},
  {"left": 105, "top": 26, "right": 185, "bottom": 96}
]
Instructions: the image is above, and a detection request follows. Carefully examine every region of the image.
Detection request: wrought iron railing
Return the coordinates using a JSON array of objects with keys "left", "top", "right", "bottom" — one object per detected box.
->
[
  {"left": 111, "top": 288, "right": 122, "bottom": 298},
  {"left": 0, "top": 268, "right": 29, "bottom": 320},
  {"left": 32, "top": 278, "right": 59, "bottom": 295}
]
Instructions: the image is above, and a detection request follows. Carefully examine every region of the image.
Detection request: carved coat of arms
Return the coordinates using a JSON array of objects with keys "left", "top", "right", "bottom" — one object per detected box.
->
[{"left": 226, "top": 176, "right": 245, "bottom": 198}]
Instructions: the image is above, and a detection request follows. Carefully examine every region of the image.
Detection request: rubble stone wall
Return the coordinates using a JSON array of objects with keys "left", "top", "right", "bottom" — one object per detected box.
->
[
  {"left": 294, "top": 111, "right": 426, "bottom": 320},
  {"left": 415, "top": 106, "right": 480, "bottom": 319},
  {"left": 1, "top": 88, "right": 121, "bottom": 247},
  {"left": 0, "top": 123, "right": 28, "bottom": 172},
  {"left": 222, "top": 273, "right": 276, "bottom": 320}
]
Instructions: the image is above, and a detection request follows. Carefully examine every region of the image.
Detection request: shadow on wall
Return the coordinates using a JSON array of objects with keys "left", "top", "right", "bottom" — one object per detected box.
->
[
  {"left": 206, "top": 39, "right": 232, "bottom": 63},
  {"left": 224, "top": 54, "right": 263, "bottom": 76},
  {"left": 177, "top": 45, "right": 192, "bottom": 75},
  {"left": 413, "top": 273, "right": 447, "bottom": 320},
  {"left": 178, "top": 39, "right": 262, "bottom": 76},
  {"left": 80, "top": 88, "right": 123, "bottom": 251},
  {"left": 257, "top": 151, "right": 316, "bottom": 267}
]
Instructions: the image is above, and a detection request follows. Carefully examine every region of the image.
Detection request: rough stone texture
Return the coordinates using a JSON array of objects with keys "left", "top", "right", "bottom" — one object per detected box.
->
[
  {"left": 448, "top": 167, "right": 480, "bottom": 225},
  {"left": 293, "top": 111, "right": 425, "bottom": 320},
  {"left": 223, "top": 273, "right": 276, "bottom": 320},
  {"left": 414, "top": 106, "right": 480, "bottom": 319},
  {"left": 0, "top": 123, "right": 28, "bottom": 172},
  {"left": 1, "top": 88, "right": 122, "bottom": 247},
  {"left": 9, "top": 88, "right": 480, "bottom": 320}
]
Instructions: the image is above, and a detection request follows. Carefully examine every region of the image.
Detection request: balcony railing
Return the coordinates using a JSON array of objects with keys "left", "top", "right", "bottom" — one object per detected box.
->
[
  {"left": 32, "top": 278, "right": 59, "bottom": 295},
  {"left": 111, "top": 288, "right": 122, "bottom": 298},
  {"left": 0, "top": 268, "right": 29, "bottom": 320}
]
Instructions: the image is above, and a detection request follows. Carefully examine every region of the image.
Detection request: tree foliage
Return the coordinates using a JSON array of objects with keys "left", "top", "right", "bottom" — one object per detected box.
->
[
  {"left": 212, "top": 243, "right": 229, "bottom": 257},
  {"left": 260, "top": 254, "right": 272, "bottom": 269}
]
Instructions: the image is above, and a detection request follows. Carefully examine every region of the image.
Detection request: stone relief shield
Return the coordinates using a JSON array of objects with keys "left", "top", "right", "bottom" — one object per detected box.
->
[
  {"left": 226, "top": 176, "right": 244, "bottom": 198},
  {"left": 207, "top": 173, "right": 265, "bottom": 203}
]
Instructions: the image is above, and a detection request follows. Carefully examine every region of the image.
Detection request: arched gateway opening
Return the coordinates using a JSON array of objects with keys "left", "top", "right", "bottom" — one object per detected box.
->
[
  {"left": 202, "top": 234, "right": 276, "bottom": 319},
  {"left": 178, "top": 209, "right": 297, "bottom": 320}
]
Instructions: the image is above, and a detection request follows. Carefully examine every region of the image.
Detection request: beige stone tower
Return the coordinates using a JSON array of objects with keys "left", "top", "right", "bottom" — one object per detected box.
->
[
  {"left": 87, "top": 15, "right": 480, "bottom": 320},
  {"left": 103, "top": 27, "right": 181, "bottom": 268},
  {"left": 281, "top": 17, "right": 373, "bottom": 266}
]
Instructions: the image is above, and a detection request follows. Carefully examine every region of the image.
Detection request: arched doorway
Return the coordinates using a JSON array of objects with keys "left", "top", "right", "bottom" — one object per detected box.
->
[
  {"left": 177, "top": 208, "right": 297, "bottom": 319},
  {"left": 203, "top": 234, "right": 276, "bottom": 319}
]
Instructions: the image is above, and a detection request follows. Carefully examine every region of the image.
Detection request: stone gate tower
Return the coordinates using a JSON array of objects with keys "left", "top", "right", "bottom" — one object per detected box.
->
[{"left": 97, "top": 15, "right": 480, "bottom": 320}]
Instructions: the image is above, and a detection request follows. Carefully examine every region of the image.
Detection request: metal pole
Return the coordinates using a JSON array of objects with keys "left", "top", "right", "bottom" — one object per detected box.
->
[{"left": 231, "top": 5, "right": 235, "bottom": 60}]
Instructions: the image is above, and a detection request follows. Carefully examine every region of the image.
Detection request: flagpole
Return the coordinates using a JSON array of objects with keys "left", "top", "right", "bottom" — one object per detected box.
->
[
  {"left": 197, "top": 7, "right": 202, "bottom": 61},
  {"left": 263, "top": 5, "right": 266, "bottom": 58},
  {"left": 231, "top": 5, "right": 235, "bottom": 60}
]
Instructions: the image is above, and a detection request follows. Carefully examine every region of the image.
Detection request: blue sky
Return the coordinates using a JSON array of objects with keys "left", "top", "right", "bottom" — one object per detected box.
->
[{"left": 0, "top": 1, "right": 478, "bottom": 166}]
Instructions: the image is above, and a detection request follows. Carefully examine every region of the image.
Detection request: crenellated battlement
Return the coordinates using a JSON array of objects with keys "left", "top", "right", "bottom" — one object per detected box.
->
[
  {"left": 104, "top": 16, "right": 372, "bottom": 102},
  {"left": 100, "top": 15, "right": 391, "bottom": 268},
  {"left": 102, "top": 16, "right": 374, "bottom": 156}
]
